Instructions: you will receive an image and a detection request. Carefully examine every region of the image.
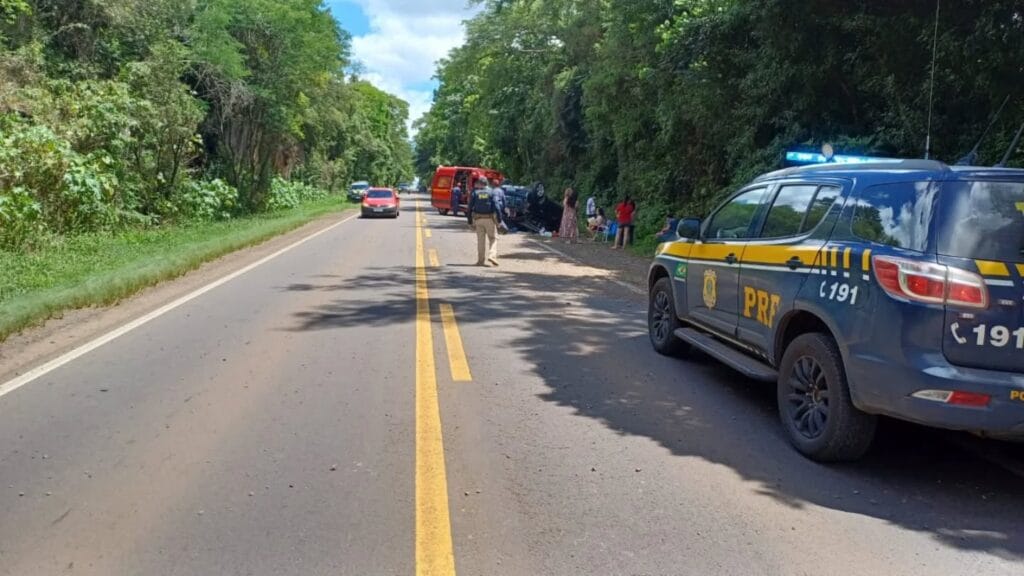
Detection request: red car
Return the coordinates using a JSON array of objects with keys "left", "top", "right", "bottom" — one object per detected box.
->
[{"left": 360, "top": 187, "right": 400, "bottom": 218}]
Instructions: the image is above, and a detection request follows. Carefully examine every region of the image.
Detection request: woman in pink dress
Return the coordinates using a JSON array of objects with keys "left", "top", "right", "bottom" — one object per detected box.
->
[{"left": 558, "top": 187, "right": 579, "bottom": 243}]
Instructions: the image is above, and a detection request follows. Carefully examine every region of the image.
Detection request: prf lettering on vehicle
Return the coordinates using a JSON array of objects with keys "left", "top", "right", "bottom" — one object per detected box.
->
[{"left": 743, "top": 287, "right": 781, "bottom": 328}]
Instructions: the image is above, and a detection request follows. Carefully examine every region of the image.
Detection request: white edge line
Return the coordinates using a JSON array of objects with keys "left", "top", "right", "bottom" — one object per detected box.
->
[
  {"left": 0, "top": 212, "right": 359, "bottom": 400},
  {"left": 527, "top": 239, "right": 644, "bottom": 295}
]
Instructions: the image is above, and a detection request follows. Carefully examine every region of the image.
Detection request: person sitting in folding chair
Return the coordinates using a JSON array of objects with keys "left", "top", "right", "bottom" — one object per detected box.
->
[
  {"left": 587, "top": 208, "right": 608, "bottom": 241},
  {"left": 602, "top": 220, "right": 618, "bottom": 243}
]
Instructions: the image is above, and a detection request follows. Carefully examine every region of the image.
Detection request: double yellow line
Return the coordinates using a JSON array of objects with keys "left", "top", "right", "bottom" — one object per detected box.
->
[
  {"left": 414, "top": 206, "right": 455, "bottom": 575},
  {"left": 414, "top": 203, "right": 472, "bottom": 576}
]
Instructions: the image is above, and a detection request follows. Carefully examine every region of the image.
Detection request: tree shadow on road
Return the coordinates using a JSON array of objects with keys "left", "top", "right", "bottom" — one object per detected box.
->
[{"left": 282, "top": 251, "right": 1024, "bottom": 561}]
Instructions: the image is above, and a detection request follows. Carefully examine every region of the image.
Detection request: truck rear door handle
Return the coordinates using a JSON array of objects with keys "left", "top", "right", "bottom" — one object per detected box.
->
[
  {"left": 786, "top": 256, "right": 803, "bottom": 270},
  {"left": 724, "top": 253, "right": 738, "bottom": 265}
]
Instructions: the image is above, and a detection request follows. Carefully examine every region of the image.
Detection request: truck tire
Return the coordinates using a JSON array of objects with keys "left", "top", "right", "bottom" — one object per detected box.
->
[
  {"left": 439, "top": 208, "right": 449, "bottom": 216},
  {"left": 777, "top": 332, "right": 877, "bottom": 462},
  {"left": 648, "top": 277, "right": 690, "bottom": 357}
]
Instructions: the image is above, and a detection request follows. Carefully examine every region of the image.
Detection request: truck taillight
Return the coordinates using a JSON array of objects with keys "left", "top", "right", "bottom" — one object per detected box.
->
[{"left": 873, "top": 256, "right": 988, "bottom": 309}]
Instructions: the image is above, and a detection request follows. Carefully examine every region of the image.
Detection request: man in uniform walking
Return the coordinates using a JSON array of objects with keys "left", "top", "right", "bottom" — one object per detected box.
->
[
  {"left": 467, "top": 177, "right": 503, "bottom": 266},
  {"left": 451, "top": 182, "right": 462, "bottom": 216}
]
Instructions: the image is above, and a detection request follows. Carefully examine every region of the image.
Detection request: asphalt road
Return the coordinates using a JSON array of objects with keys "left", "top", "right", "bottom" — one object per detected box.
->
[{"left": 1, "top": 195, "right": 1022, "bottom": 576}]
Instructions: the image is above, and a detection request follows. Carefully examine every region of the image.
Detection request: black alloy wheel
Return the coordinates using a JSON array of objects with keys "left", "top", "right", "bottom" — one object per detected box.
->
[
  {"left": 777, "top": 332, "right": 877, "bottom": 462},
  {"left": 784, "top": 355, "right": 830, "bottom": 439},
  {"left": 648, "top": 277, "right": 689, "bottom": 357}
]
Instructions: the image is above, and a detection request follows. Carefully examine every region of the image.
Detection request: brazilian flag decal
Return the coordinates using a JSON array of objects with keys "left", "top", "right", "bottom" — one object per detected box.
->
[{"left": 674, "top": 261, "right": 688, "bottom": 279}]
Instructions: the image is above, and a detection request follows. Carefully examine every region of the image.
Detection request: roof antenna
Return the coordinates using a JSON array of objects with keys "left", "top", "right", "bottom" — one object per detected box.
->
[
  {"left": 956, "top": 94, "right": 1011, "bottom": 165},
  {"left": 995, "top": 121, "right": 1024, "bottom": 167},
  {"left": 924, "top": 0, "right": 940, "bottom": 160}
]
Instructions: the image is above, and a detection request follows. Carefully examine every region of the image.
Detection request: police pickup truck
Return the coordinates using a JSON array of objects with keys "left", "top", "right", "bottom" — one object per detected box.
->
[{"left": 648, "top": 160, "right": 1024, "bottom": 462}]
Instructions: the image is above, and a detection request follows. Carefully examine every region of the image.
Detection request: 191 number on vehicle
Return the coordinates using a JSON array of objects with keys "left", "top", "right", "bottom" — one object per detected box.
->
[
  {"left": 819, "top": 281, "right": 859, "bottom": 305},
  {"left": 952, "top": 322, "right": 1024, "bottom": 349}
]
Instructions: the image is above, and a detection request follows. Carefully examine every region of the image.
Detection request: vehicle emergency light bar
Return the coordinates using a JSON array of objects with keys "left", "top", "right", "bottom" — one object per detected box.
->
[{"left": 785, "top": 151, "right": 903, "bottom": 165}]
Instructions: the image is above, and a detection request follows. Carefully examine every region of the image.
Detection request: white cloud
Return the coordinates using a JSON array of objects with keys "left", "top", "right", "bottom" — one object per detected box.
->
[{"left": 348, "top": 0, "right": 481, "bottom": 133}]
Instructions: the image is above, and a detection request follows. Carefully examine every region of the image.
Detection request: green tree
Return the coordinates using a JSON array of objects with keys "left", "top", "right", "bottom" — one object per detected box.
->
[
  {"left": 418, "top": 0, "right": 1024, "bottom": 241},
  {"left": 0, "top": 0, "right": 415, "bottom": 248}
]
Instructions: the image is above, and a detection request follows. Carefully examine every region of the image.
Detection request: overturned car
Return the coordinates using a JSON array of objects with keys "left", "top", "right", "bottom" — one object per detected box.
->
[{"left": 503, "top": 183, "right": 563, "bottom": 233}]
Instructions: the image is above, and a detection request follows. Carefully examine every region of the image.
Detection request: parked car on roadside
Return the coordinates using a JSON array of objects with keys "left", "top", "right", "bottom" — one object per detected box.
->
[
  {"left": 348, "top": 181, "right": 371, "bottom": 201},
  {"left": 647, "top": 159, "right": 1024, "bottom": 462}
]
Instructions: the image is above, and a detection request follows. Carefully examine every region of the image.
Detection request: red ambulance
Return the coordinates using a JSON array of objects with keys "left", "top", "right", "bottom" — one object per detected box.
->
[{"left": 429, "top": 166, "right": 504, "bottom": 215}]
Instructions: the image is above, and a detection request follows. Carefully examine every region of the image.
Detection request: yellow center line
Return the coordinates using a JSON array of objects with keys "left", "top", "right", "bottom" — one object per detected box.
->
[
  {"left": 425, "top": 228, "right": 432, "bottom": 238},
  {"left": 439, "top": 304, "right": 472, "bottom": 382},
  {"left": 414, "top": 201, "right": 457, "bottom": 576},
  {"left": 428, "top": 248, "right": 440, "bottom": 268}
]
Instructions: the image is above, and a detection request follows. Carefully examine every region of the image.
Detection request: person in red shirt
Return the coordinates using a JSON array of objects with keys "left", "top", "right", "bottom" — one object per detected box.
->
[{"left": 613, "top": 196, "right": 635, "bottom": 249}]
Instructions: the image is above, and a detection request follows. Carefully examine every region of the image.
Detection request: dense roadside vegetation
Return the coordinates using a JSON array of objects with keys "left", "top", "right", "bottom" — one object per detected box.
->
[
  {"left": 0, "top": 0, "right": 414, "bottom": 338},
  {"left": 414, "top": 0, "right": 1024, "bottom": 245},
  {"left": 0, "top": 0, "right": 413, "bottom": 251}
]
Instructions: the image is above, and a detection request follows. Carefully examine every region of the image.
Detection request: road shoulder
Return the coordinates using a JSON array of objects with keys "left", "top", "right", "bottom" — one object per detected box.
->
[
  {"left": 0, "top": 208, "right": 355, "bottom": 385},
  {"left": 526, "top": 235, "right": 650, "bottom": 294}
]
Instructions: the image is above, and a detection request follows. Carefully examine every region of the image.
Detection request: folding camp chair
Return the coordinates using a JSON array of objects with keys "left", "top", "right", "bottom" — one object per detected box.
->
[
  {"left": 589, "top": 219, "right": 612, "bottom": 242},
  {"left": 599, "top": 220, "right": 617, "bottom": 243}
]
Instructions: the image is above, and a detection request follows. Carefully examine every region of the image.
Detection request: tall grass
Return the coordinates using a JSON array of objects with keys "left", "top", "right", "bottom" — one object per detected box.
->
[{"left": 0, "top": 197, "right": 352, "bottom": 341}]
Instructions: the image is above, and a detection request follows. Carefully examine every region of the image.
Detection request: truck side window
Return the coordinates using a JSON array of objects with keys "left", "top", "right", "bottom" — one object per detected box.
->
[
  {"left": 803, "top": 186, "right": 840, "bottom": 232},
  {"left": 761, "top": 185, "right": 818, "bottom": 238},
  {"left": 851, "top": 182, "right": 935, "bottom": 252},
  {"left": 704, "top": 187, "right": 769, "bottom": 240}
]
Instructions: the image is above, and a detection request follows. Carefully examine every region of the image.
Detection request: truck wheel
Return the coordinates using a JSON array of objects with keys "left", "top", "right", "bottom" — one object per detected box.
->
[
  {"left": 648, "top": 277, "right": 690, "bottom": 357},
  {"left": 777, "top": 333, "right": 877, "bottom": 462},
  {"left": 438, "top": 208, "right": 449, "bottom": 216}
]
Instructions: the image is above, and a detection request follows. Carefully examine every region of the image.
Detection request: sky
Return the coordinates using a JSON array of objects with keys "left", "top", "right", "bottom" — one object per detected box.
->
[{"left": 324, "top": 0, "right": 482, "bottom": 134}]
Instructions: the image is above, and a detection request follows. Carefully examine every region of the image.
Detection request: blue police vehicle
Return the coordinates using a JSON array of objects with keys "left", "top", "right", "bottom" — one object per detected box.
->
[{"left": 647, "top": 160, "right": 1024, "bottom": 461}]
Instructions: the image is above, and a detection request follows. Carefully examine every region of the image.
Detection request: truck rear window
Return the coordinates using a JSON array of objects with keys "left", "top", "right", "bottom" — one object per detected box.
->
[{"left": 938, "top": 180, "right": 1024, "bottom": 263}]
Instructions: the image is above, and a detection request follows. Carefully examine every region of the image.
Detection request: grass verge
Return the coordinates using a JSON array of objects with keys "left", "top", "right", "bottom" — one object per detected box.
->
[
  {"left": 0, "top": 196, "right": 353, "bottom": 342},
  {"left": 629, "top": 234, "right": 660, "bottom": 257}
]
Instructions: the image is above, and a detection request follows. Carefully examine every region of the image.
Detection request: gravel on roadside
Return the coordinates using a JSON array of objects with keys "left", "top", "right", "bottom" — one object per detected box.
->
[{"left": 525, "top": 235, "right": 651, "bottom": 294}]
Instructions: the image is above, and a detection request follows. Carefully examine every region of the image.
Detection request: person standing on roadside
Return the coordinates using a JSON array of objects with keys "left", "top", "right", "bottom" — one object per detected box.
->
[
  {"left": 585, "top": 194, "right": 597, "bottom": 221},
  {"left": 451, "top": 182, "right": 462, "bottom": 216},
  {"left": 468, "top": 177, "right": 503, "bottom": 266},
  {"left": 558, "top": 187, "right": 579, "bottom": 243},
  {"left": 613, "top": 195, "right": 635, "bottom": 249}
]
